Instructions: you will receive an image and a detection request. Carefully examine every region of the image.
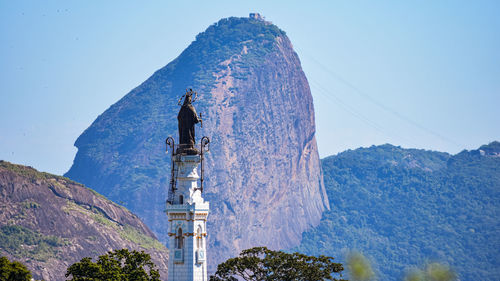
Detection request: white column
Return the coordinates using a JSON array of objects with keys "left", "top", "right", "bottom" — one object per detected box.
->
[{"left": 166, "top": 154, "right": 209, "bottom": 281}]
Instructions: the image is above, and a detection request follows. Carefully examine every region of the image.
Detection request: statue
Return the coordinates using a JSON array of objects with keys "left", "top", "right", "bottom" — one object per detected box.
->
[{"left": 177, "top": 89, "right": 202, "bottom": 154}]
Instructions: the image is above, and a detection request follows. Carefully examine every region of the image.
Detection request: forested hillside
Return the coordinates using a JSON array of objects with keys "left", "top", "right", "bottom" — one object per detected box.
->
[{"left": 293, "top": 142, "right": 500, "bottom": 281}]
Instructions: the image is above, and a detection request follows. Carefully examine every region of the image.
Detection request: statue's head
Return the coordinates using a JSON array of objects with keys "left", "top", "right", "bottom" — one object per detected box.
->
[{"left": 178, "top": 88, "right": 197, "bottom": 106}]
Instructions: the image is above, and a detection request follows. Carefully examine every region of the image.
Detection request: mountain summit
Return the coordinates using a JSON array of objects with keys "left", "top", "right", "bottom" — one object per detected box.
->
[{"left": 65, "top": 15, "right": 328, "bottom": 269}]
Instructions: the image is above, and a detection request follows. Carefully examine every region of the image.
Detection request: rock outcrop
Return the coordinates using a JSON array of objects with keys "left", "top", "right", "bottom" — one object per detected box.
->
[
  {"left": 65, "top": 16, "right": 328, "bottom": 270},
  {"left": 0, "top": 161, "right": 168, "bottom": 280}
]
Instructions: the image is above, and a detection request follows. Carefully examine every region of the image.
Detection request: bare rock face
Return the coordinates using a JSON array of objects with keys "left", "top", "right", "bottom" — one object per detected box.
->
[
  {"left": 65, "top": 16, "right": 328, "bottom": 271},
  {"left": 0, "top": 161, "right": 168, "bottom": 280}
]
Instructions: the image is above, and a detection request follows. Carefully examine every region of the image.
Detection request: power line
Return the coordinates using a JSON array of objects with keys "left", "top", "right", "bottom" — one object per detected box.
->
[
  {"left": 309, "top": 77, "right": 420, "bottom": 147},
  {"left": 299, "top": 50, "right": 461, "bottom": 148}
]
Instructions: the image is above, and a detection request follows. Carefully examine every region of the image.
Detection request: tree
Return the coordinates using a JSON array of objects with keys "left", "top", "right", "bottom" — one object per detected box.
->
[
  {"left": 0, "top": 256, "right": 32, "bottom": 281},
  {"left": 346, "top": 252, "right": 374, "bottom": 281},
  {"left": 65, "top": 249, "right": 160, "bottom": 281},
  {"left": 210, "top": 247, "right": 346, "bottom": 281},
  {"left": 405, "top": 263, "right": 456, "bottom": 281}
]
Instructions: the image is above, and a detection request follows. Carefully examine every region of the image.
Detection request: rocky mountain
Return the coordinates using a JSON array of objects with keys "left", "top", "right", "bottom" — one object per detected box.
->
[
  {"left": 0, "top": 161, "right": 169, "bottom": 280},
  {"left": 65, "top": 15, "right": 328, "bottom": 271},
  {"left": 293, "top": 141, "right": 500, "bottom": 281}
]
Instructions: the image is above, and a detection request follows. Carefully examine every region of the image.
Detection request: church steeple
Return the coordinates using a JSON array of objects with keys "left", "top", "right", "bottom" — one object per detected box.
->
[{"left": 165, "top": 90, "right": 210, "bottom": 281}]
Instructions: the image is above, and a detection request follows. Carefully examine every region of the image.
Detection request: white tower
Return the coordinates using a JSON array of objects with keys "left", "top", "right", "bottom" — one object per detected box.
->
[{"left": 166, "top": 137, "right": 210, "bottom": 281}]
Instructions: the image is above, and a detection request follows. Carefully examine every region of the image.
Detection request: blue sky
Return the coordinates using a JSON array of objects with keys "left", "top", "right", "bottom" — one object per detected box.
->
[{"left": 1, "top": 1, "right": 499, "bottom": 175}]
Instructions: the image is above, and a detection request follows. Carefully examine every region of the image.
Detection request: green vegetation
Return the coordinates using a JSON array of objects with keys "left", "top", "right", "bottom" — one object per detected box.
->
[
  {"left": 66, "top": 248, "right": 160, "bottom": 281},
  {"left": 62, "top": 199, "right": 164, "bottom": 251},
  {"left": 0, "top": 256, "right": 32, "bottom": 281},
  {"left": 91, "top": 213, "right": 163, "bottom": 250},
  {"left": 118, "top": 226, "right": 165, "bottom": 251},
  {"left": 405, "top": 263, "right": 456, "bottom": 281},
  {"left": 0, "top": 160, "right": 83, "bottom": 187},
  {"left": 0, "top": 225, "right": 65, "bottom": 261},
  {"left": 90, "top": 208, "right": 116, "bottom": 228},
  {"left": 22, "top": 201, "right": 40, "bottom": 209},
  {"left": 210, "top": 247, "right": 345, "bottom": 281},
  {"left": 69, "top": 202, "right": 164, "bottom": 251},
  {"left": 293, "top": 142, "right": 500, "bottom": 281},
  {"left": 346, "top": 252, "right": 374, "bottom": 281},
  {"left": 0, "top": 160, "right": 111, "bottom": 203}
]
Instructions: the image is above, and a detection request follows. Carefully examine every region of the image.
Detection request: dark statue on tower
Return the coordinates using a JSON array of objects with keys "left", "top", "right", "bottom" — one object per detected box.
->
[
  {"left": 177, "top": 89, "right": 202, "bottom": 154},
  {"left": 165, "top": 88, "right": 210, "bottom": 281}
]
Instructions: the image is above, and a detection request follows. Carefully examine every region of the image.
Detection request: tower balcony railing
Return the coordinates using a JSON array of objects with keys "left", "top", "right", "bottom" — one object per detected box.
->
[
  {"left": 165, "top": 137, "right": 210, "bottom": 157},
  {"left": 165, "top": 137, "right": 210, "bottom": 205}
]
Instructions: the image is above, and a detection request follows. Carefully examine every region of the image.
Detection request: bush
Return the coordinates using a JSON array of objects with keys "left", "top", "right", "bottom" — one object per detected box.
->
[{"left": 0, "top": 256, "right": 32, "bottom": 281}]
